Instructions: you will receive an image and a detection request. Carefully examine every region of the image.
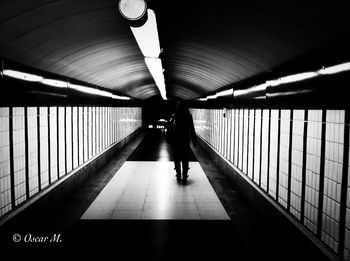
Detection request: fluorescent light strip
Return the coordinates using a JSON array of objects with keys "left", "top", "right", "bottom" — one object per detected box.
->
[
  {"left": 3, "top": 69, "right": 131, "bottom": 99},
  {"left": 130, "top": 9, "right": 161, "bottom": 58},
  {"left": 145, "top": 57, "right": 167, "bottom": 100},
  {"left": 200, "top": 61, "right": 350, "bottom": 100},
  {"left": 234, "top": 83, "right": 268, "bottom": 97},
  {"left": 216, "top": 89, "right": 233, "bottom": 97},
  {"left": 41, "top": 79, "right": 68, "bottom": 88},
  {"left": 3, "top": 69, "right": 43, "bottom": 82},
  {"left": 206, "top": 94, "right": 217, "bottom": 99},
  {"left": 318, "top": 62, "right": 350, "bottom": 75},
  {"left": 111, "top": 94, "right": 131, "bottom": 100},
  {"left": 69, "top": 83, "right": 111, "bottom": 97},
  {"left": 130, "top": 9, "right": 166, "bottom": 99}
]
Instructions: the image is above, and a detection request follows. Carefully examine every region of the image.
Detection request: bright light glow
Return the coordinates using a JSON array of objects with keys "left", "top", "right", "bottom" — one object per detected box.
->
[
  {"left": 3, "top": 69, "right": 43, "bottom": 82},
  {"left": 130, "top": 9, "right": 161, "bottom": 58},
  {"left": 318, "top": 62, "right": 350, "bottom": 75},
  {"left": 41, "top": 79, "right": 68, "bottom": 88},
  {"left": 216, "top": 89, "right": 233, "bottom": 97},
  {"left": 206, "top": 94, "right": 217, "bottom": 99},
  {"left": 69, "top": 83, "right": 111, "bottom": 97},
  {"left": 276, "top": 72, "right": 318, "bottom": 85},
  {"left": 145, "top": 57, "right": 167, "bottom": 99},
  {"left": 118, "top": 0, "right": 147, "bottom": 20},
  {"left": 198, "top": 98, "right": 207, "bottom": 101},
  {"left": 234, "top": 83, "right": 268, "bottom": 97},
  {"left": 111, "top": 94, "right": 131, "bottom": 100}
]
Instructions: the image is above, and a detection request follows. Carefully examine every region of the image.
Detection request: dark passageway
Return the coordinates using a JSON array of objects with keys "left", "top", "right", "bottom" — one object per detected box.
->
[{"left": 0, "top": 130, "right": 331, "bottom": 261}]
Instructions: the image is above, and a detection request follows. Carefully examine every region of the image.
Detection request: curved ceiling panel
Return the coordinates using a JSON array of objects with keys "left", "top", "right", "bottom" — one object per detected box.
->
[
  {"left": 160, "top": 0, "right": 349, "bottom": 99},
  {"left": 0, "top": 0, "right": 158, "bottom": 100},
  {"left": 0, "top": 0, "right": 349, "bottom": 100}
]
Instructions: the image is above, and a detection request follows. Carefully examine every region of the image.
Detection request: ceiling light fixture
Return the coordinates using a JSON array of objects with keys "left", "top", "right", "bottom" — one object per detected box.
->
[
  {"left": 3, "top": 69, "right": 43, "bottom": 82},
  {"left": 69, "top": 83, "right": 111, "bottom": 97},
  {"left": 41, "top": 79, "right": 68, "bottom": 88},
  {"left": 118, "top": 0, "right": 147, "bottom": 21},
  {"left": 130, "top": 9, "right": 161, "bottom": 58},
  {"left": 119, "top": 1, "right": 167, "bottom": 100},
  {"left": 145, "top": 57, "right": 166, "bottom": 100},
  {"left": 111, "top": 94, "right": 131, "bottom": 100},
  {"left": 216, "top": 89, "right": 233, "bottom": 97},
  {"left": 318, "top": 61, "right": 350, "bottom": 75}
]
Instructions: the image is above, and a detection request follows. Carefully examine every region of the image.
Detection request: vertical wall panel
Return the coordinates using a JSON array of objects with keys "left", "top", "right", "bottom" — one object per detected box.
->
[
  {"left": 66, "top": 107, "right": 72, "bottom": 173},
  {"left": 261, "top": 109, "right": 269, "bottom": 191},
  {"left": 230, "top": 109, "right": 234, "bottom": 164},
  {"left": 83, "top": 107, "right": 88, "bottom": 162},
  {"left": 254, "top": 109, "right": 262, "bottom": 184},
  {"left": 27, "top": 107, "right": 39, "bottom": 196},
  {"left": 269, "top": 110, "right": 279, "bottom": 199},
  {"left": 227, "top": 110, "right": 231, "bottom": 161},
  {"left": 39, "top": 107, "right": 49, "bottom": 190},
  {"left": 96, "top": 107, "right": 103, "bottom": 153},
  {"left": 234, "top": 109, "right": 239, "bottom": 166},
  {"left": 94, "top": 107, "right": 98, "bottom": 154},
  {"left": 88, "top": 107, "right": 93, "bottom": 159},
  {"left": 278, "top": 110, "right": 291, "bottom": 209},
  {"left": 290, "top": 110, "right": 305, "bottom": 220},
  {"left": 13, "top": 107, "right": 26, "bottom": 206},
  {"left": 58, "top": 107, "right": 65, "bottom": 177},
  {"left": 224, "top": 110, "right": 228, "bottom": 158},
  {"left": 243, "top": 109, "right": 249, "bottom": 174},
  {"left": 113, "top": 107, "right": 116, "bottom": 144},
  {"left": 304, "top": 110, "right": 322, "bottom": 234},
  {"left": 247, "top": 109, "right": 255, "bottom": 179},
  {"left": 321, "top": 110, "right": 345, "bottom": 252},
  {"left": 72, "top": 107, "right": 78, "bottom": 169},
  {"left": 344, "top": 117, "right": 350, "bottom": 260},
  {"left": 238, "top": 109, "right": 244, "bottom": 170},
  {"left": 0, "top": 108, "right": 11, "bottom": 216},
  {"left": 78, "top": 107, "right": 83, "bottom": 166},
  {"left": 49, "top": 107, "right": 58, "bottom": 182},
  {"left": 102, "top": 107, "right": 105, "bottom": 149}
]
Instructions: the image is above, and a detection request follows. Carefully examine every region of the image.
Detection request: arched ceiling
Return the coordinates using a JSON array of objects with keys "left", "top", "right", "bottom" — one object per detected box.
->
[{"left": 0, "top": 0, "right": 349, "bottom": 100}]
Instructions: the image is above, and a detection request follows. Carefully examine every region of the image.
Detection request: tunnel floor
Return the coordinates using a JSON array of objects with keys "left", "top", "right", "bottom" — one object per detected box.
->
[
  {"left": 81, "top": 131, "right": 229, "bottom": 220},
  {"left": 1, "top": 130, "right": 331, "bottom": 261}
]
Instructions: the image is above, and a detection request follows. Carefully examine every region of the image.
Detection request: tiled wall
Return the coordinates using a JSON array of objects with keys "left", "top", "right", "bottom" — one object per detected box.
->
[
  {"left": 0, "top": 108, "right": 11, "bottom": 216},
  {"left": 0, "top": 106, "right": 142, "bottom": 219},
  {"left": 13, "top": 107, "right": 26, "bottom": 206},
  {"left": 191, "top": 108, "right": 349, "bottom": 259},
  {"left": 345, "top": 122, "right": 350, "bottom": 260},
  {"left": 322, "top": 110, "right": 344, "bottom": 251},
  {"left": 304, "top": 110, "right": 322, "bottom": 234}
]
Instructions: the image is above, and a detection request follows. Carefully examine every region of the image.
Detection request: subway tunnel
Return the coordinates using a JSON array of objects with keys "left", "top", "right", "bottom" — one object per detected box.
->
[{"left": 0, "top": 0, "right": 350, "bottom": 260}]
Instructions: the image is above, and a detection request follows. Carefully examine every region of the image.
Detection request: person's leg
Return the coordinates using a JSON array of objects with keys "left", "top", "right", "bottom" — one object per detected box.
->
[
  {"left": 173, "top": 145, "right": 182, "bottom": 181},
  {"left": 182, "top": 160, "right": 189, "bottom": 184},
  {"left": 174, "top": 160, "right": 181, "bottom": 181}
]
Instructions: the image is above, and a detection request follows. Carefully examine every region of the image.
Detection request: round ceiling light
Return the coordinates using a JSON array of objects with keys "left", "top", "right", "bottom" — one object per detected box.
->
[{"left": 118, "top": 0, "right": 147, "bottom": 21}]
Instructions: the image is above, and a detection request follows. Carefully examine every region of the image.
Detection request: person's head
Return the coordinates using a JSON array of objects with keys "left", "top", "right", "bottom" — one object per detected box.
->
[{"left": 175, "top": 101, "right": 189, "bottom": 115}]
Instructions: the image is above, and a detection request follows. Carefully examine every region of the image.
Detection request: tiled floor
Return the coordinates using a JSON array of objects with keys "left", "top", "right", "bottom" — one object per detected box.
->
[{"left": 81, "top": 161, "right": 229, "bottom": 220}]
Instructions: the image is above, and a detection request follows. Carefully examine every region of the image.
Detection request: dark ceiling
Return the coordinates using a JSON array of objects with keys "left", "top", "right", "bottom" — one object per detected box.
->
[{"left": 0, "top": 0, "right": 349, "bottom": 100}]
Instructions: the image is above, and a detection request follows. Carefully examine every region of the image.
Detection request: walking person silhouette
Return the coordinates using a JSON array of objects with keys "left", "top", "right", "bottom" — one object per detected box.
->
[{"left": 168, "top": 102, "right": 197, "bottom": 185}]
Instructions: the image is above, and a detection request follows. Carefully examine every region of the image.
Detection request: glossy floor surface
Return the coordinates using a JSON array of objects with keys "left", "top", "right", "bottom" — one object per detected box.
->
[
  {"left": 82, "top": 131, "right": 228, "bottom": 220},
  {"left": 81, "top": 161, "right": 229, "bottom": 220}
]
